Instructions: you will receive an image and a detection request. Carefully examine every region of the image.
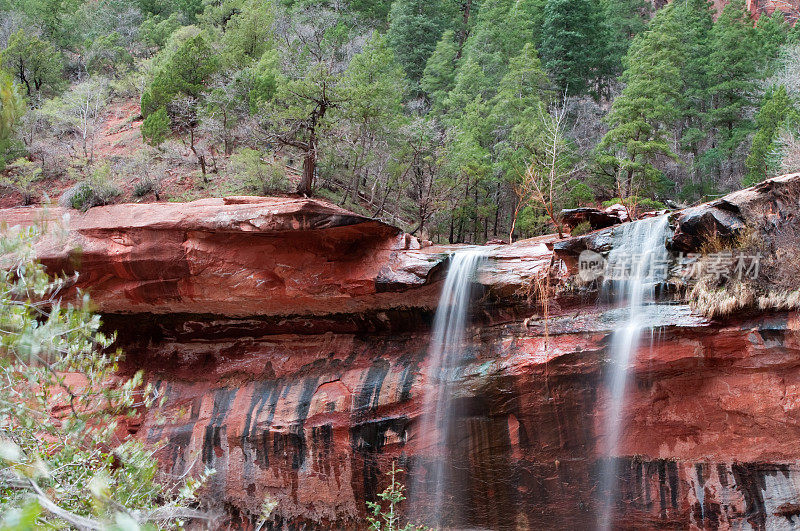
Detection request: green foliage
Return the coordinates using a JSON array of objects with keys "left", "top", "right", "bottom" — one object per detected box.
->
[
  {"left": 228, "top": 149, "right": 290, "bottom": 195},
  {"left": 0, "top": 71, "right": 25, "bottom": 169},
  {"left": 491, "top": 43, "right": 550, "bottom": 191},
  {"left": 349, "top": 0, "right": 393, "bottom": 23},
  {"left": 602, "top": 195, "right": 666, "bottom": 212},
  {"left": 83, "top": 32, "right": 133, "bottom": 77},
  {"left": 0, "top": 158, "right": 41, "bottom": 205},
  {"left": 141, "top": 107, "right": 170, "bottom": 147},
  {"left": 132, "top": 177, "right": 156, "bottom": 198},
  {"left": 602, "top": 0, "right": 651, "bottom": 77},
  {"left": 387, "top": 0, "right": 456, "bottom": 84},
  {"left": 341, "top": 32, "right": 406, "bottom": 132},
  {"left": 247, "top": 50, "right": 281, "bottom": 114},
  {"left": 5, "top": 0, "right": 83, "bottom": 48},
  {"left": 511, "top": 104, "right": 578, "bottom": 239},
  {"left": 0, "top": 499, "right": 41, "bottom": 530},
  {"left": 677, "top": 179, "right": 719, "bottom": 202},
  {"left": 141, "top": 30, "right": 218, "bottom": 119},
  {"left": 755, "top": 9, "right": 791, "bottom": 71},
  {"left": 566, "top": 180, "right": 595, "bottom": 207},
  {"left": 540, "top": 0, "right": 609, "bottom": 97},
  {"left": 744, "top": 85, "right": 794, "bottom": 186},
  {"left": 420, "top": 30, "right": 458, "bottom": 110},
  {"left": 491, "top": 43, "right": 550, "bottom": 147},
  {"left": 0, "top": 30, "right": 63, "bottom": 98},
  {"left": 570, "top": 220, "right": 592, "bottom": 236},
  {"left": 596, "top": 3, "right": 682, "bottom": 199},
  {"left": 707, "top": 0, "right": 759, "bottom": 155},
  {"left": 137, "top": 0, "right": 202, "bottom": 20},
  {"left": 0, "top": 0, "right": 792, "bottom": 243},
  {"left": 457, "top": 0, "right": 542, "bottom": 92},
  {"left": 259, "top": 6, "right": 357, "bottom": 195},
  {"left": 139, "top": 13, "right": 183, "bottom": 50},
  {"left": 366, "top": 462, "right": 425, "bottom": 531},
  {"left": 220, "top": 0, "right": 276, "bottom": 69},
  {"left": 672, "top": 0, "right": 714, "bottom": 164},
  {"left": 0, "top": 227, "right": 211, "bottom": 529},
  {"left": 67, "top": 163, "right": 122, "bottom": 210}
]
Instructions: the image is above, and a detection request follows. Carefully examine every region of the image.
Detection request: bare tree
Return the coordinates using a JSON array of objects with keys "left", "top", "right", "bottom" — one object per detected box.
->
[
  {"left": 510, "top": 101, "right": 577, "bottom": 241},
  {"left": 169, "top": 96, "right": 208, "bottom": 178},
  {"left": 776, "top": 129, "right": 800, "bottom": 175},
  {"left": 62, "top": 77, "right": 109, "bottom": 164}
]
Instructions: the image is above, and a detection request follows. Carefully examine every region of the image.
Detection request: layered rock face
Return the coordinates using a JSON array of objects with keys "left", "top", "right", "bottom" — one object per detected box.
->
[{"left": 3, "top": 178, "right": 800, "bottom": 530}]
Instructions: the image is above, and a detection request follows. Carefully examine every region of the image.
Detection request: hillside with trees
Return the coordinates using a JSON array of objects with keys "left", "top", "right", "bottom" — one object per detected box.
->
[{"left": 0, "top": 0, "right": 798, "bottom": 243}]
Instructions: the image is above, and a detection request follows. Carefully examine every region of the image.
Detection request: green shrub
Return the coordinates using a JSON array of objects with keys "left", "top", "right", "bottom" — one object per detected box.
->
[
  {"left": 565, "top": 180, "right": 595, "bottom": 208},
  {"left": 132, "top": 178, "right": 156, "bottom": 198},
  {"left": 602, "top": 196, "right": 666, "bottom": 212},
  {"left": 570, "top": 220, "right": 592, "bottom": 236},
  {"left": 0, "top": 158, "right": 42, "bottom": 205},
  {"left": 65, "top": 163, "right": 122, "bottom": 211},
  {"left": 228, "top": 149, "right": 289, "bottom": 196},
  {"left": 0, "top": 226, "right": 212, "bottom": 528},
  {"left": 141, "top": 107, "right": 170, "bottom": 147}
]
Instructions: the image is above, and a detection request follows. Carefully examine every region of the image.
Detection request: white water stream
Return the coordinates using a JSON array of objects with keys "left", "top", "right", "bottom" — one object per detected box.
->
[
  {"left": 412, "top": 249, "right": 485, "bottom": 528},
  {"left": 598, "top": 215, "right": 672, "bottom": 530}
]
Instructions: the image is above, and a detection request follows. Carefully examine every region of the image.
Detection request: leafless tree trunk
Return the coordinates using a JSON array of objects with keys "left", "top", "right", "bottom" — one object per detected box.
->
[{"left": 512, "top": 99, "right": 579, "bottom": 241}]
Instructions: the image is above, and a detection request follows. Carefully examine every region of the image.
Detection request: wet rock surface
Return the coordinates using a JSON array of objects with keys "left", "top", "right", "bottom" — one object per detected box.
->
[{"left": 4, "top": 175, "right": 800, "bottom": 529}]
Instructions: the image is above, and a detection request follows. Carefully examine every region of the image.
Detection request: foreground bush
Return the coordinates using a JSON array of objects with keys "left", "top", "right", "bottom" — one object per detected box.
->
[{"left": 0, "top": 224, "right": 212, "bottom": 529}]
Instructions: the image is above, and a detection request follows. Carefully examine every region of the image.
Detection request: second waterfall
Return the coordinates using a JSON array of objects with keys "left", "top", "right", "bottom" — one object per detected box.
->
[
  {"left": 411, "top": 249, "right": 485, "bottom": 528},
  {"left": 598, "top": 215, "right": 672, "bottom": 530}
]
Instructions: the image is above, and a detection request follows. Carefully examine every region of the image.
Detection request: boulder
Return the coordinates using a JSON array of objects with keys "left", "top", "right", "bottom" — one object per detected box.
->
[
  {"left": 560, "top": 207, "right": 624, "bottom": 231},
  {"left": 672, "top": 172, "right": 800, "bottom": 251}
]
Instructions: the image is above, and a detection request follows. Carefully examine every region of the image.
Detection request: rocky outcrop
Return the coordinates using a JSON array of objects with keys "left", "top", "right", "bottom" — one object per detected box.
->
[
  {"left": 672, "top": 172, "right": 800, "bottom": 251},
  {"left": 0, "top": 197, "right": 444, "bottom": 318},
  {"left": 560, "top": 207, "right": 625, "bottom": 232},
  {"left": 662, "top": 0, "right": 800, "bottom": 23},
  {"left": 129, "top": 308, "right": 800, "bottom": 530},
  {"left": 0, "top": 197, "right": 552, "bottom": 323},
  {"left": 4, "top": 174, "right": 800, "bottom": 529},
  {"left": 746, "top": 0, "right": 799, "bottom": 23}
]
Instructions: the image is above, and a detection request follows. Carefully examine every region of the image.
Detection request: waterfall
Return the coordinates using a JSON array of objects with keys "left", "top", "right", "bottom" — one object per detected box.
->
[
  {"left": 598, "top": 215, "right": 672, "bottom": 531},
  {"left": 412, "top": 249, "right": 485, "bottom": 528}
]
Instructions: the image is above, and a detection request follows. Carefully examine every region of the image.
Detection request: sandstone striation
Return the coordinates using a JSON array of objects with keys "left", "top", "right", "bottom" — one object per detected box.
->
[{"left": 4, "top": 175, "right": 800, "bottom": 529}]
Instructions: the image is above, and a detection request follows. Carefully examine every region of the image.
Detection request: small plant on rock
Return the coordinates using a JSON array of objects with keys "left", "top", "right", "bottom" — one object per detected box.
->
[{"left": 366, "top": 461, "right": 427, "bottom": 531}]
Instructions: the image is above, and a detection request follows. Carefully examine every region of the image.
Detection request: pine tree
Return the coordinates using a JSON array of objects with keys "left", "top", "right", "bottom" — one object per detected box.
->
[
  {"left": 442, "top": 95, "right": 495, "bottom": 242},
  {"left": 458, "top": 0, "right": 542, "bottom": 90},
  {"left": 220, "top": 0, "right": 277, "bottom": 69},
  {"left": 596, "top": 4, "right": 683, "bottom": 198},
  {"left": 420, "top": 30, "right": 459, "bottom": 111},
  {"left": 744, "top": 85, "right": 794, "bottom": 185},
  {"left": 444, "top": 57, "right": 490, "bottom": 119},
  {"left": 755, "top": 9, "right": 791, "bottom": 72},
  {"left": 490, "top": 43, "right": 550, "bottom": 179},
  {"left": 673, "top": 0, "right": 714, "bottom": 173},
  {"left": 140, "top": 32, "right": 219, "bottom": 118},
  {"left": 387, "top": 0, "right": 456, "bottom": 84},
  {"left": 707, "top": 0, "right": 759, "bottom": 157},
  {"left": 602, "top": 0, "right": 651, "bottom": 78},
  {"left": 540, "top": 0, "right": 609, "bottom": 98}
]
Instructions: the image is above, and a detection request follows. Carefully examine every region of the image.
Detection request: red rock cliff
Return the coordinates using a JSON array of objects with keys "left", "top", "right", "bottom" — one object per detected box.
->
[{"left": 3, "top": 179, "right": 800, "bottom": 530}]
